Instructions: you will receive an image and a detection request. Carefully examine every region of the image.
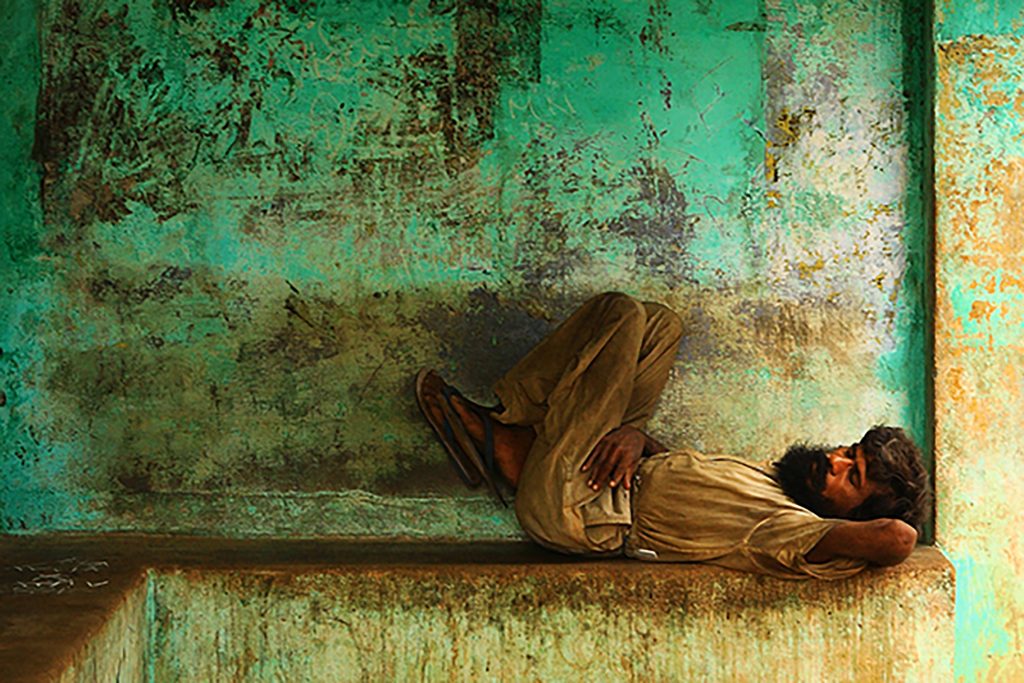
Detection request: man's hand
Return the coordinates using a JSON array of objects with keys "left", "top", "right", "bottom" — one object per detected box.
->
[
  {"left": 581, "top": 425, "right": 646, "bottom": 490},
  {"left": 643, "top": 433, "right": 669, "bottom": 457}
]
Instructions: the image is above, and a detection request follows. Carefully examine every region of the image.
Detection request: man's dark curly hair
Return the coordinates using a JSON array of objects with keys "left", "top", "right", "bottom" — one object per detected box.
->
[{"left": 849, "top": 425, "right": 932, "bottom": 532}]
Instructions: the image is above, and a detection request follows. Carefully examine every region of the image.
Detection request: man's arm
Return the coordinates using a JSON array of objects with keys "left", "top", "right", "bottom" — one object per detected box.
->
[{"left": 805, "top": 519, "right": 918, "bottom": 566}]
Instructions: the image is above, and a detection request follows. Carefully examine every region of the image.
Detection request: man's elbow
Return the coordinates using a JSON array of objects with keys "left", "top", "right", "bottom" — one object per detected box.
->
[{"left": 874, "top": 519, "right": 918, "bottom": 566}]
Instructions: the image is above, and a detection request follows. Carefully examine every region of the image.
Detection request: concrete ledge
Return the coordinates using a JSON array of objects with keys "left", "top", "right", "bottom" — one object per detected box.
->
[
  {"left": 0, "top": 536, "right": 955, "bottom": 682},
  {"left": 1, "top": 490, "right": 525, "bottom": 539}
]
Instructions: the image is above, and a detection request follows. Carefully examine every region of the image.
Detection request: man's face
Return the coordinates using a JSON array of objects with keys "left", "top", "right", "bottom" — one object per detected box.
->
[
  {"left": 775, "top": 443, "right": 884, "bottom": 518},
  {"left": 817, "top": 445, "right": 884, "bottom": 516}
]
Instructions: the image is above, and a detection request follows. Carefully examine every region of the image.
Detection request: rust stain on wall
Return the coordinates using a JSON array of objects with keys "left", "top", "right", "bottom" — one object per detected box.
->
[{"left": 935, "top": 24, "right": 1024, "bottom": 682}]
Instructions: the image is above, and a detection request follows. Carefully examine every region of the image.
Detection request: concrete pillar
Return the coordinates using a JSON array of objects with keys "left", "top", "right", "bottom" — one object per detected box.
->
[{"left": 934, "top": 2, "right": 1024, "bottom": 680}]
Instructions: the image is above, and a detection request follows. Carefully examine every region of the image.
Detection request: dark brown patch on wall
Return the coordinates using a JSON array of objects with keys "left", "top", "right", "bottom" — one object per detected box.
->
[
  {"left": 447, "top": 0, "right": 541, "bottom": 171},
  {"left": 418, "top": 287, "right": 554, "bottom": 396},
  {"left": 169, "top": 0, "right": 228, "bottom": 21},
  {"left": 33, "top": 2, "right": 132, "bottom": 230},
  {"left": 33, "top": 0, "right": 206, "bottom": 238},
  {"left": 452, "top": 0, "right": 500, "bottom": 165},
  {"left": 639, "top": 0, "right": 672, "bottom": 55}
]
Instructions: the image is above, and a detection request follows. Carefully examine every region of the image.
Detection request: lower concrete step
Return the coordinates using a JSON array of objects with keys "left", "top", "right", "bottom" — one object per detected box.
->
[{"left": 0, "top": 536, "right": 954, "bottom": 682}]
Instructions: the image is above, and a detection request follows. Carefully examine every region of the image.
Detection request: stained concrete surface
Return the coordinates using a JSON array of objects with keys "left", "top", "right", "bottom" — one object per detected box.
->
[
  {"left": 0, "top": 549, "right": 145, "bottom": 683},
  {"left": 0, "top": 535, "right": 954, "bottom": 682}
]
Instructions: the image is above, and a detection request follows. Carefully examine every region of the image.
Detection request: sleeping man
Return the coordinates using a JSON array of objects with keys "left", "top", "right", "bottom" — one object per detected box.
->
[{"left": 415, "top": 292, "right": 930, "bottom": 579}]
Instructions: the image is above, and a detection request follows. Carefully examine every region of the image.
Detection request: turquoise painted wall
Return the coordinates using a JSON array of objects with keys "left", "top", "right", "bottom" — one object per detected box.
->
[
  {"left": 1, "top": 2, "right": 47, "bottom": 527},
  {"left": 2, "top": 0, "right": 928, "bottom": 537}
]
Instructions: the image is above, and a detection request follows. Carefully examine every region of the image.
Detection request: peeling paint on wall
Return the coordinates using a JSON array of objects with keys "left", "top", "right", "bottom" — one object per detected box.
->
[
  {"left": 935, "top": 15, "right": 1024, "bottom": 682},
  {"left": 2, "top": 0, "right": 927, "bottom": 537}
]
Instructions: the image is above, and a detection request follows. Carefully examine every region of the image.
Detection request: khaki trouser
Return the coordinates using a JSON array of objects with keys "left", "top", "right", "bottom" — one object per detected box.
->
[{"left": 492, "top": 292, "right": 683, "bottom": 554}]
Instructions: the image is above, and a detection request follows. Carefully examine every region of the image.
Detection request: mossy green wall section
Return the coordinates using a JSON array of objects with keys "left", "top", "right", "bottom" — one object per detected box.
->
[
  {"left": 2, "top": 0, "right": 928, "bottom": 536},
  {"left": 935, "top": 1, "right": 1024, "bottom": 680}
]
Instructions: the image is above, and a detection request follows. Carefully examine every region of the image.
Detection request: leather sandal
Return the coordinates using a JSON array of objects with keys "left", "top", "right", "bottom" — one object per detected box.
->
[{"left": 415, "top": 369, "right": 507, "bottom": 506}]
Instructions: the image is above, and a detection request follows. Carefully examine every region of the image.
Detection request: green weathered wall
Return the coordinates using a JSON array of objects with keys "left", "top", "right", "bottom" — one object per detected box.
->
[
  {"left": 2, "top": 0, "right": 928, "bottom": 536},
  {"left": 935, "top": 1, "right": 1024, "bottom": 680},
  {"left": 0, "top": 540, "right": 954, "bottom": 682}
]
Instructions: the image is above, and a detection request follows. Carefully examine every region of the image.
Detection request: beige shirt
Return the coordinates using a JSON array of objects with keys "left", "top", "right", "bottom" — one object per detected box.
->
[{"left": 624, "top": 449, "right": 868, "bottom": 580}]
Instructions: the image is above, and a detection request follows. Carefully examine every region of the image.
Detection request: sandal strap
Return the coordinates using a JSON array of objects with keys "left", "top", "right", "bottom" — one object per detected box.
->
[
  {"left": 442, "top": 385, "right": 495, "bottom": 474},
  {"left": 481, "top": 410, "right": 496, "bottom": 476}
]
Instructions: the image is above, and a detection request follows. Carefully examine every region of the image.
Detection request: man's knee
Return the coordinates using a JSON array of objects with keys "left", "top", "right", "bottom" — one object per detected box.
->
[
  {"left": 643, "top": 302, "right": 684, "bottom": 344},
  {"left": 590, "top": 291, "right": 646, "bottom": 324}
]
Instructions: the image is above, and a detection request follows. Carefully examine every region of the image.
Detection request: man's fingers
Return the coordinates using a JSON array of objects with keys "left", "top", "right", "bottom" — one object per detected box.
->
[
  {"left": 581, "top": 438, "right": 608, "bottom": 473},
  {"left": 580, "top": 444, "right": 598, "bottom": 473},
  {"left": 584, "top": 442, "right": 610, "bottom": 484},
  {"left": 582, "top": 428, "right": 644, "bottom": 489},
  {"left": 611, "top": 459, "right": 633, "bottom": 489},
  {"left": 593, "top": 448, "right": 614, "bottom": 485},
  {"left": 593, "top": 448, "right": 621, "bottom": 489},
  {"left": 587, "top": 453, "right": 608, "bottom": 488},
  {"left": 607, "top": 453, "right": 627, "bottom": 487}
]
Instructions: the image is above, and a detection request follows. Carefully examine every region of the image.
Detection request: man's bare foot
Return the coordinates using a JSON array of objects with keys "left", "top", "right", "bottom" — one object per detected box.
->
[
  {"left": 419, "top": 371, "right": 532, "bottom": 487},
  {"left": 447, "top": 393, "right": 533, "bottom": 488}
]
